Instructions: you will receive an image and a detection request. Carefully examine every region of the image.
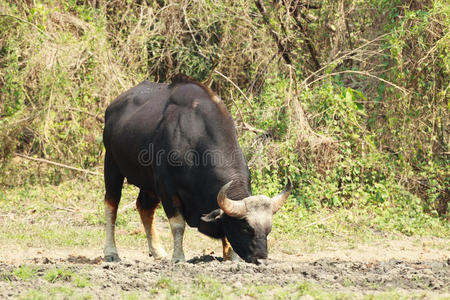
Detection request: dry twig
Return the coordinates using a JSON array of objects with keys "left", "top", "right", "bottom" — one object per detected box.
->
[
  {"left": 214, "top": 70, "right": 254, "bottom": 109},
  {"left": 306, "top": 70, "right": 409, "bottom": 95},
  {"left": 304, "top": 215, "right": 335, "bottom": 228},
  {"left": 14, "top": 153, "right": 101, "bottom": 176},
  {"left": 0, "top": 14, "right": 51, "bottom": 39}
]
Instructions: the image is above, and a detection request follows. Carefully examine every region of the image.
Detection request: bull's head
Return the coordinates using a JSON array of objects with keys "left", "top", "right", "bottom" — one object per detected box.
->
[{"left": 202, "top": 179, "right": 292, "bottom": 264}]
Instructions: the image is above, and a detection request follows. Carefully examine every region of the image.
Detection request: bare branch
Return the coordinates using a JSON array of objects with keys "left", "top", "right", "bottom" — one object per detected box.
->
[
  {"left": 289, "top": 2, "right": 321, "bottom": 70},
  {"left": 214, "top": 70, "right": 254, "bottom": 109},
  {"left": 64, "top": 107, "right": 104, "bottom": 123},
  {"left": 14, "top": 153, "right": 101, "bottom": 176},
  {"left": 216, "top": 75, "right": 265, "bottom": 134},
  {"left": 306, "top": 70, "right": 409, "bottom": 95},
  {"left": 254, "top": 0, "right": 292, "bottom": 65},
  {"left": 0, "top": 14, "right": 51, "bottom": 39},
  {"left": 301, "top": 33, "right": 391, "bottom": 86}
]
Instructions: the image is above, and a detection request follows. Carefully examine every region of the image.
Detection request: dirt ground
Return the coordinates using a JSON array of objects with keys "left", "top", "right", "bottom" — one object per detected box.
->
[{"left": 1, "top": 235, "right": 449, "bottom": 299}]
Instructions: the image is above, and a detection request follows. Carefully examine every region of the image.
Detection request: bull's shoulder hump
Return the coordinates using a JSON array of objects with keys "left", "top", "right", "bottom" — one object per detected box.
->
[
  {"left": 169, "top": 81, "right": 230, "bottom": 118},
  {"left": 170, "top": 75, "right": 220, "bottom": 104},
  {"left": 137, "top": 80, "right": 169, "bottom": 92},
  {"left": 105, "top": 81, "right": 170, "bottom": 120}
]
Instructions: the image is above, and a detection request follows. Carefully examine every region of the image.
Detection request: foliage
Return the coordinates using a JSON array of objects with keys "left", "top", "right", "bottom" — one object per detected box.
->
[{"left": 0, "top": 0, "right": 448, "bottom": 229}]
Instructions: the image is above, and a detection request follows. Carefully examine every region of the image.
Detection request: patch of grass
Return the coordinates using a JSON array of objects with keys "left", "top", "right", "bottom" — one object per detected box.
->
[
  {"left": 293, "top": 282, "right": 356, "bottom": 299},
  {"left": 45, "top": 268, "right": 74, "bottom": 283},
  {"left": 121, "top": 291, "right": 143, "bottom": 300},
  {"left": 13, "top": 265, "right": 37, "bottom": 280},
  {"left": 1, "top": 177, "right": 449, "bottom": 260},
  {"left": 0, "top": 178, "right": 153, "bottom": 251},
  {"left": 193, "top": 275, "right": 227, "bottom": 299},
  {"left": 272, "top": 203, "right": 450, "bottom": 255},
  {"left": 73, "top": 273, "right": 90, "bottom": 288},
  {"left": 154, "top": 277, "right": 180, "bottom": 296},
  {"left": 363, "top": 292, "right": 408, "bottom": 300},
  {"left": 43, "top": 267, "right": 90, "bottom": 288},
  {"left": 15, "top": 279, "right": 446, "bottom": 300},
  {"left": 49, "top": 286, "right": 75, "bottom": 297},
  {"left": 0, "top": 222, "right": 104, "bottom": 248},
  {"left": 19, "top": 286, "right": 77, "bottom": 300},
  {"left": 244, "top": 284, "right": 276, "bottom": 299},
  {"left": 19, "top": 289, "right": 47, "bottom": 300}
]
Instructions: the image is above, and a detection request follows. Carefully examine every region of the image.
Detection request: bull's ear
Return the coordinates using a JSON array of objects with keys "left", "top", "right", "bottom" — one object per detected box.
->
[{"left": 201, "top": 209, "right": 224, "bottom": 223}]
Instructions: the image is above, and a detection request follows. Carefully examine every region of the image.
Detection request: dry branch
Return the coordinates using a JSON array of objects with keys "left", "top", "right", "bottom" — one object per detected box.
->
[
  {"left": 0, "top": 14, "right": 51, "bottom": 39},
  {"left": 288, "top": 1, "right": 321, "bottom": 71},
  {"left": 14, "top": 153, "right": 101, "bottom": 176},
  {"left": 214, "top": 71, "right": 265, "bottom": 134},
  {"left": 254, "top": 0, "right": 292, "bottom": 65},
  {"left": 300, "top": 33, "right": 392, "bottom": 86},
  {"left": 64, "top": 107, "right": 104, "bottom": 123},
  {"left": 306, "top": 70, "right": 409, "bottom": 95},
  {"left": 304, "top": 214, "right": 335, "bottom": 228},
  {"left": 214, "top": 70, "right": 254, "bottom": 109}
]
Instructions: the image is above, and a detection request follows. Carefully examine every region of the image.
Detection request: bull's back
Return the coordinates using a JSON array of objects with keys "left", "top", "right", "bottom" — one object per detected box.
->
[{"left": 104, "top": 81, "right": 170, "bottom": 189}]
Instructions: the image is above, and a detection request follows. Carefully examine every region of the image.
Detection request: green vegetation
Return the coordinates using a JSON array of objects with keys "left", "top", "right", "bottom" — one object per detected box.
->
[
  {"left": 45, "top": 268, "right": 74, "bottom": 283},
  {"left": 1, "top": 179, "right": 448, "bottom": 253},
  {"left": 139, "top": 276, "right": 443, "bottom": 300},
  {"left": 14, "top": 278, "right": 442, "bottom": 300},
  {"left": 1, "top": 0, "right": 447, "bottom": 236},
  {"left": 3, "top": 265, "right": 92, "bottom": 299},
  {"left": 20, "top": 287, "right": 78, "bottom": 300},
  {"left": 153, "top": 277, "right": 181, "bottom": 296},
  {"left": 13, "top": 265, "right": 37, "bottom": 280},
  {"left": 44, "top": 267, "right": 90, "bottom": 287},
  {"left": 0, "top": 0, "right": 448, "bottom": 271}
]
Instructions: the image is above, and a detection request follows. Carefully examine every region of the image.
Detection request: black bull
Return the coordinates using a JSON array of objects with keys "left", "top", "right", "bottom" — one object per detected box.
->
[{"left": 102, "top": 75, "right": 292, "bottom": 264}]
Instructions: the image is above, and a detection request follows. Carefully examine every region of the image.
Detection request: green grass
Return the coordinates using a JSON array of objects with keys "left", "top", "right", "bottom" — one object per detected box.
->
[
  {"left": 121, "top": 291, "right": 143, "bottom": 300},
  {"left": 4, "top": 265, "right": 92, "bottom": 299},
  {"left": 130, "top": 278, "right": 449, "bottom": 300},
  {"left": 13, "top": 266, "right": 37, "bottom": 280},
  {"left": 11, "top": 279, "right": 449, "bottom": 300},
  {"left": 19, "top": 287, "right": 81, "bottom": 300},
  {"left": 0, "top": 178, "right": 449, "bottom": 255},
  {"left": 3, "top": 265, "right": 448, "bottom": 299},
  {"left": 45, "top": 268, "right": 75, "bottom": 283},
  {"left": 73, "top": 273, "right": 90, "bottom": 288}
]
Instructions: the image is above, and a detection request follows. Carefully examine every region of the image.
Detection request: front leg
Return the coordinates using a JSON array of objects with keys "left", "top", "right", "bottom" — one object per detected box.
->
[{"left": 168, "top": 214, "right": 186, "bottom": 263}]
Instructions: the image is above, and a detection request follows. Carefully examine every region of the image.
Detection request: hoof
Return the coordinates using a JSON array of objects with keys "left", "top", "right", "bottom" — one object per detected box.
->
[
  {"left": 224, "top": 249, "right": 241, "bottom": 262},
  {"left": 149, "top": 253, "right": 166, "bottom": 260},
  {"left": 149, "top": 247, "right": 167, "bottom": 260},
  {"left": 171, "top": 257, "right": 185, "bottom": 264},
  {"left": 104, "top": 254, "right": 120, "bottom": 262}
]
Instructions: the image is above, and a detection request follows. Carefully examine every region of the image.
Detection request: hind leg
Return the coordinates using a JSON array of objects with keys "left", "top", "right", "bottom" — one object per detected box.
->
[
  {"left": 222, "top": 237, "right": 240, "bottom": 261},
  {"left": 136, "top": 190, "right": 167, "bottom": 259},
  {"left": 103, "top": 152, "right": 124, "bottom": 262}
]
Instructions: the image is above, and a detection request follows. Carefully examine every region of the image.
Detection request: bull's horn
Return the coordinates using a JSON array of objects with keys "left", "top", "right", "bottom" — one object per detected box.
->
[
  {"left": 217, "top": 181, "right": 247, "bottom": 218},
  {"left": 271, "top": 179, "right": 292, "bottom": 214}
]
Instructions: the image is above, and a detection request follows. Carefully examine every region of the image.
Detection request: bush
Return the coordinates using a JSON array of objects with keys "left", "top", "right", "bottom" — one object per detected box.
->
[{"left": 0, "top": 0, "right": 448, "bottom": 222}]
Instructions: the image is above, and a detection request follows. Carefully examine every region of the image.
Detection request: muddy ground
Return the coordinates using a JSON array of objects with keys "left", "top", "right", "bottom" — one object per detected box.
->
[{"left": 1, "top": 243, "right": 449, "bottom": 299}]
